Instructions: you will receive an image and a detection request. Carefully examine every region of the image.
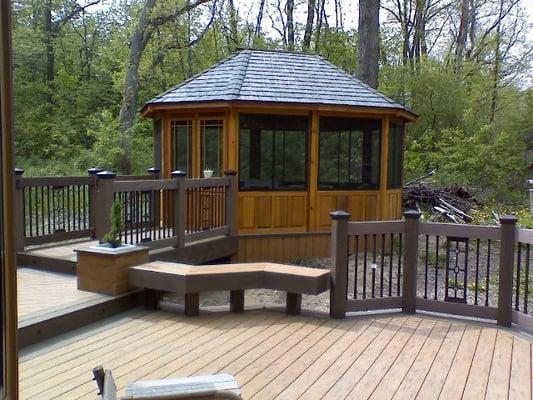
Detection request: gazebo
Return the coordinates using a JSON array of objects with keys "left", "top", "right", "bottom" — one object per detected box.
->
[{"left": 141, "top": 49, "right": 417, "bottom": 235}]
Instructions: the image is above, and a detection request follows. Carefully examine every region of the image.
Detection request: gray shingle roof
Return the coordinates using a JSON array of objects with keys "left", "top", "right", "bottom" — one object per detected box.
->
[{"left": 144, "top": 49, "right": 413, "bottom": 115}]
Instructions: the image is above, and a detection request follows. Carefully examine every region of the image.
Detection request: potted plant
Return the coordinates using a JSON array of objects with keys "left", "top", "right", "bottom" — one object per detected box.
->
[
  {"left": 76, "top": 199, "right": 149, "bottom": 295},
  {"left": 203, "top": 167, "right": 214, "bottom": 178}
]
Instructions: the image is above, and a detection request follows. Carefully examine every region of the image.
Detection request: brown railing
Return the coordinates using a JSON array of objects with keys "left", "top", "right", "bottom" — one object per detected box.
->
[
  {"left": 14, "top": 168, "right": 237, "bottom": 250},
  {"left": 16, "top": 175, "right": 93, "bottom": 246},
  {"left": 330, "top": 211, "right": 530, "bottom": 332}
]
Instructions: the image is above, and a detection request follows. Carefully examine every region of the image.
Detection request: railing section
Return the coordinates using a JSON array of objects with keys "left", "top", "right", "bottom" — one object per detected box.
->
[
  {"left": 513, "top": 228, "right": 533, "bottom": 331},
  {"left": 17, "top": 176, "right": 93, "bottom": 246},
  {"left": 330, "top": 211, "right": 524, "bottom": 331}
]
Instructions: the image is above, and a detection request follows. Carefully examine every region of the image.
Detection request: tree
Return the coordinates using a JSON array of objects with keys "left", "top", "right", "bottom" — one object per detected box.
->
[
  {"left": 358, "top": 0, "right": 380, "bottom": 88},
  {"left": 302, "top": 0, "right": 316, "bottom": 51}
]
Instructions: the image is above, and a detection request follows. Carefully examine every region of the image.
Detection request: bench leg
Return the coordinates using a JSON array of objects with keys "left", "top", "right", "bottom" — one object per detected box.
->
[
  {"left": 230, "top": 290, "right": 245, "bottom": 313},
  {"left": 286, "top": 292, "right": 302, "bottom": 315},
  {"left": 144, "top": 289, "right": 161, "bottom": 310},
  {"left": 184, "top": 293, "right": 200, "bottom": 316}
]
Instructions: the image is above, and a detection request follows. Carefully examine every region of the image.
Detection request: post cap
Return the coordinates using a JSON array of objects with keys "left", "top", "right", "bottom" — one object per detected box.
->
[
  {"left": 499, "top": 215, "right": 518, "bottom": 225},
  {"left": 528, "top": 179, "right": 533, "bottom": 186},
  {"left": 224, "top": 170, "right": 237, "bottom": 176},
  {"left": 404, "top": 210, "right": 422, "bottom": 219},
  {"left": 14, "top": 168, "right": 24, "bottom": 176},
  {"left": 330, "top": 210, "right": 351, "bottom": 220},
  {"left": 171, "top": 170, "right": 187, "bottom": 178},
  {"left": 147, "top": 167, "right": 160, "bottom": 174},
  {"left": 95, "top": 170, "right": 116, "bottom": 179},
  {"left": 88, "top": 167, "right": 103, "bottom": 175}
]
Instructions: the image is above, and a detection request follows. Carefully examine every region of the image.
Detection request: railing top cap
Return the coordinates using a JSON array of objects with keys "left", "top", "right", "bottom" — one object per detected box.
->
[
  {"left": 404, "top": 210, "right": 421, "bottom": 219},
  {"left": 95, "top": 170, "right": 116, "bottom": 179},
  {"left": 499, "top": 215, "right": 518, "bottom": 224},
  {"left": 88, "top": 167, "right": 104, "bottom": 175},
  {"left": 330, "top": 210, "right": 351, "bottom": 220}
]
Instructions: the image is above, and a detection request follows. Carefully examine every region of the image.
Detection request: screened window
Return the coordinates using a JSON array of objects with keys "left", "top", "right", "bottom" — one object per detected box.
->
[
  {"left": 171, "top": 120, "right": 192, "bottom": 176},
  {"left": 318, "top": 117, "right": 381, "bottom": 190},
  {"left": 387, "top": 122, "right": 404, "bottom": 189},
  {"left": 200, "top": 120, "right": 223, "bottom": 177},
  {"left": 239, "top": 114, "right": 308, "bottom": 190}
]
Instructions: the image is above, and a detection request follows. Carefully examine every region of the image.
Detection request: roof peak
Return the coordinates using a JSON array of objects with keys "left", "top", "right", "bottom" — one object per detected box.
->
[{"left": 235, "top": 47, "right": 321, "bottom": 57}]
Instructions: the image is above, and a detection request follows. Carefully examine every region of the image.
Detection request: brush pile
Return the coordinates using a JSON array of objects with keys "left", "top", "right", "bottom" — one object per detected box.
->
[{"left": 403, "top": 170, "right": 481, "bottom": 223}]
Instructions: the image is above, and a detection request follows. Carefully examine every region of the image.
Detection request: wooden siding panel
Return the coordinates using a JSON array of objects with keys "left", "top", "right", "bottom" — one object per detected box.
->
[{"left": 290, "top": 196, "right": 306, "bottom": 228}]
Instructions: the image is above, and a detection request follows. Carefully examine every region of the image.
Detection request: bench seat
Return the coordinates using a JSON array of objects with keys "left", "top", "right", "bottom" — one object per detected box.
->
[{"left": 129, "top": 261, "right": 330, "bottom": 316}]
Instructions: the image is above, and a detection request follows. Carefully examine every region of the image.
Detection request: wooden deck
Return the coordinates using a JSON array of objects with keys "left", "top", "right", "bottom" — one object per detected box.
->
[
  {"left": 18, "top": 267, "right": 111, "bottom": 322},
  {"left": 19, "top": 308, "right": 533, "bottom": 400}
]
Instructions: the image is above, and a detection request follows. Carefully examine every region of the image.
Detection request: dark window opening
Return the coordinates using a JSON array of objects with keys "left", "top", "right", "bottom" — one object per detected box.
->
[
  {"left": 318, "top": 117, "right": 381, "bottom": 190},
  {"left": 171, "top": 120, "right": 192, "bottom": 177},
  {"left": 239, "top": 114, "right": 308, "bottom": 191},
  {"left": 388, "top": 123, "right": 404, "bottom": 189},
  {"left": 200, "top": 120, "right": 223, "bottom": 177}
]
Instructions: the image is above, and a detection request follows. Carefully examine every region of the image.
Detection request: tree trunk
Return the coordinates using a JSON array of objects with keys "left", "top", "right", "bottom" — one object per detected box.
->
[
  {"left": 254, "top": 0, "right": 266, "bottom": 38},
  {"left": 44, "top": 0, "right": 54, "bottom": 111},
  {"left": 358, "top": 0, "right": 380, "bottom": 88},
  {"left": 286, "top": 0, "right": 295, "bottom": 50},
  {"left": 302, "top": 0, "right": 315, "bottom": 51},
  {"left": 490, "top": 0, "right": 504, "bottom": 123},
  {"left": 118, "top": 0, "right": 156, "bottom": 174},
  {"left": 455, "top": 0, "right": 469, "bottom": 73}
]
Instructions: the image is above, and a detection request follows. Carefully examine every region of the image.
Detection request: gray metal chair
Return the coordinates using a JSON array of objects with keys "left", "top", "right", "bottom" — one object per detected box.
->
[{"left": 93, "top": 366, "right": 242, "bottom": 400}]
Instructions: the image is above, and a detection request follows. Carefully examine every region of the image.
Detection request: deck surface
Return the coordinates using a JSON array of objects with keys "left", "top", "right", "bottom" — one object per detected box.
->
[
  {"left": 21, "top": 239, "right": 96, "bottom": 262},
  {"left": 18, "top": 267, "right": 112, "bottom": 324},
  {"left": 19, "top": 308, "right": 533, "bottom": 400}
]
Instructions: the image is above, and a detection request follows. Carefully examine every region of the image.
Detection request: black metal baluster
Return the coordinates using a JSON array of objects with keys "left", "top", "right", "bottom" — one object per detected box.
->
[
  {"left": 371, "top": 234, "right": 377, "bottom": 298},
  {"left": 525, "top": 244, "right": 530, "bottom": 314},
  {"left": 22, "top": 188, "right": 27, "bottom": 237},
  {"left": 130, "top": 192, "right": 134, "bottom": 245},
  {"left": 354, "top": 235, "right": 358, "bottom": 299},
  {"left": 389, "top": 233, "right": 393, "bottom": 297},
  {"left": 424, "top": 235, "right": 429, "bottom": 299},
  {"left": 40, "top": 186, "right": 45, "bottom": 235},
  {"left": 485, "top": 240, "right": 491, "bottom": 307},
  {"left": 28, "top": 188, "right": 33, "bottom": 237},
  {"left": 363, "top": 234, "right": 368, "bottom": 299},
  {"left": 474, "top": 239, "right": 480, "bottom": 305},
  {"left": 434, "top": 236, "right": 440, "bottom": 300},
  {"left": 515, "top": 242, "right": 522, "bottom": 311},
  {"left": 397, "top": 233, "right": 402, "bottom": 296},
  {"left": 380, "top": 234, "right": 385, "bottom": 297},
  {"left": 464, "top": 239, "right": 469, "bottom": 302}
]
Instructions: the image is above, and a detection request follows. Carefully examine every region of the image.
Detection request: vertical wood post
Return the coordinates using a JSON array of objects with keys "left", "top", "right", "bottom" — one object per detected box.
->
[
  {"left": 13, "top": 168, "right": 24, "bottom": 252},
  {"left": 172, "top": 170, "right": 186, "bottom": 248},
  {"left": 498, "top": 215, "right": 517, "bottom": 327},
  {"left": 224, "top": 170, "right": 238, "bottom": 236},
  {"left": 147, "top": 167, "right": 161, "bottom": 231},
  {"left": 330, "top": 210, "right": 350, "bottom": 319},
  {"left": 402, "top": 210, "right": 420, "bottom": 314},
  {"left": 93, "top": 170, "right": 116, "bottom": 240},
  {"left": 87, "top": 167, "right": 103, "bottom": 237}
]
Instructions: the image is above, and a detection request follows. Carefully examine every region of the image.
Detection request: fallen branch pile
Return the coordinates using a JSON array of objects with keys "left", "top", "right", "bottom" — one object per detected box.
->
[{"left": 403, "top": 173, "right": 481, "bottom": 223}]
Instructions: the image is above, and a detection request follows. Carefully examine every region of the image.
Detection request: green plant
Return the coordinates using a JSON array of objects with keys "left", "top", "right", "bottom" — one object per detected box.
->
[{"left": 101, "top": 199, "right": 124, "bottom": 248}]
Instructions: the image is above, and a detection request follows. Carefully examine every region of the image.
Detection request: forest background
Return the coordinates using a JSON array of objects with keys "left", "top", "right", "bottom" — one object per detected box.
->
[{"left": 11, "top": 0, "right": 533, "bottom": 208}]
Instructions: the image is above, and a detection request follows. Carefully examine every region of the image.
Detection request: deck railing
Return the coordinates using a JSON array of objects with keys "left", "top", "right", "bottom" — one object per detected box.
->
[
  {"left": 330, "top": 211, "right": 532, "bottom": 332},
  {"left": 14, "top": 168, "right": 237, "bottom": 250}
]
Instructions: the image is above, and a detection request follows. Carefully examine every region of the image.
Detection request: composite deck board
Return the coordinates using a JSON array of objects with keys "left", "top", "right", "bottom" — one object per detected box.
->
[
  {"left": 368, "top": 318, "right": 438, "bottom": 400},
  {"left": 19, "top": 310, "right": 533, "bottom": 400}
]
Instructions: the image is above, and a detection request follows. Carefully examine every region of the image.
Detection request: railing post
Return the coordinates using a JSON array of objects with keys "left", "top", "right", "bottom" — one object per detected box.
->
[
  {"left": 224, "top": 170, "right": 238, "bottom": 236},
  {"left": 147, "top": 167, "right": 161, "bottom": 232},
  {"left": 13, "top": 168, "right": 25, "bottom": 252},
  {"left": 498, "top": 215, "right": 517, "bottom": 327},
  {"left": 87, "top": 167, "right": 103, "bottom": 237},
  {"left": 172, "top": 170, "right": 186, "bottom": 248},
  {"left": 330, "top": 210, "right": 350, "bottom": 319},
  {"left": 147, "top": 167, "right": 160, "bottom": 179},
  {"left": 93, "top": 170, "right": 116, "bottom": 240},
  {"left": 402, "top": 210, "right": 420, "bottom": 314}
]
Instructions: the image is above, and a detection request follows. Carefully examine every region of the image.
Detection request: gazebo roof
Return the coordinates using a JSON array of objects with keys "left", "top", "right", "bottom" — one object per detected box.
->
[{"left": 143, "top": 49, "right": 415, "bottom": 118}]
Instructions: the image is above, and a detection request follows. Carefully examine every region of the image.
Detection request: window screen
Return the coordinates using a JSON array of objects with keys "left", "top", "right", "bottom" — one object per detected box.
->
[
  {"left": 387, "top": 122, "right": 404, "bottom": 189},
  {"left": 171, "top": 120, "right": 192, "bottom": 177},
  {"left": 239, "top": 114, "right": 308, "bottom": 190},
  {"left": 200, "top": 120, "right": 223, "bottom": 177},
  {"left": 318, "top": 117, "right": 381, "bottom": 190}
]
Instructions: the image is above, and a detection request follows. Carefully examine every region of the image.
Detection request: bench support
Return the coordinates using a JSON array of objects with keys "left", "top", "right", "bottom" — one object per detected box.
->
[
  {"left": 185, "top": 293, "right": 200, "bottom": 316},
  {"left": 230, "top": 290, "right": 244, "bottom": 313},
  {"left": 286, "top": 292, "right": 302, "bottom": 315},
  {"left": 144, "top": 289, "right": 161, "bottom": 310}
]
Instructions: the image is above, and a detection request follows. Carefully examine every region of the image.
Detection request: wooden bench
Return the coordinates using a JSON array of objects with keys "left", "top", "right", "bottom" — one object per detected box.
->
[{"left": 129, "top": 261, "right": 330, "bottom": 316}]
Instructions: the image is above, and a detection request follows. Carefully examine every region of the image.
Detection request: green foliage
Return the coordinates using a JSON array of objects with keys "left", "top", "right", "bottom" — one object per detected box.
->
[{"left": 101, "top": 199, "right": 124, "bottom": 248}]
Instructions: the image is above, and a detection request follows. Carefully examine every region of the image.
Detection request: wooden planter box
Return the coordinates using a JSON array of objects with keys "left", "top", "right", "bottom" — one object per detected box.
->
[{"left": 76, "top": 245, "right": 149, "bottom": 295}]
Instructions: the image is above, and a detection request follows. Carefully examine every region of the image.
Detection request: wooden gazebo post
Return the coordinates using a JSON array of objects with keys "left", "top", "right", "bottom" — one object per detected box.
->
[{"left": 379, "top": 116, "right": 390, "bottom": 220}]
